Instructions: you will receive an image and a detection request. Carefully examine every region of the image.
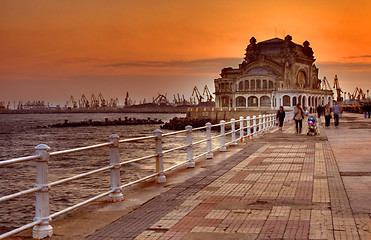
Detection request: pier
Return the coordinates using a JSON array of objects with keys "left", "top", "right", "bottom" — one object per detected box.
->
[{"left": 3, "top": 113, "right": 371, "bottom": 239}]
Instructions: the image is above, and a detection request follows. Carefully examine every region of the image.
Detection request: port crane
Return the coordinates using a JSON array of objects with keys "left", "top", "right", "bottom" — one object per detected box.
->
[
  {"left": 333, "top": 75, "right": 343, "bottom": 101},
  {"left": 124, "top": 92, "right": 131, "bottom": 107},
  {"left": 192, "top": 86, "right": 204, "bottom": 105},
  {"left": 98, "top": 93, "right": 106, "bottom": 108},
  {"left": 202, "top": 85, "right": 214, "bottom": 102},
  {"left": 79, "top": 94, "right": 90, "bottom": 108},
  {"left": 321, "top": 77, "right": 331, "bottom": 91},
  {"left": 91, "top": 94, "right": 99, "bottom": 109},
  {"left": 153, "top": 93, "right": 168, "bottom": 105},
  {"left": 69, "top": 96, "right": 77, "bottom": 108}
]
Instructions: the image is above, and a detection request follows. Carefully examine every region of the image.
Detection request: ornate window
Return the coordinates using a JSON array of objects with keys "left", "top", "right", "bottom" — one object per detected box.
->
[
  {"left": 238, "top": 81, "right": 244, "bottom": 91},
  {"left": 260, "top": 96, "right": 270, "bottom": 107},
  {"left": 262, "top": 80, "right": 267, "bottom": 89},
  {"left": 283, "top": 95, "right": 290, "bottom": 107},
  {"left": 251, "top": 79, "right": 255, "bottom": 89},
  {"left": 244, "top": 80, "right": 249, "bottom": 89},
  {"left": 269, "top": 81, "right": 274, "bottom": 89},
  {"left": 248, "top": 96, "right": 258, "bottom": 107},
  {"left": 236, "top": 96, "right": 246, "bottom": 107},
  {"left": 256, "top": 79, "right": 261, "bottom": 89},
  {"left": 297, "top": 71, "right": 306, "bottom": 87}
]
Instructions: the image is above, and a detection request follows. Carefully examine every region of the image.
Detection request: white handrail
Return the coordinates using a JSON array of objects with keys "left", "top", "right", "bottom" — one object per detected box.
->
[{"left": 0, "top": 113, "right": 277, "bottom": 239}]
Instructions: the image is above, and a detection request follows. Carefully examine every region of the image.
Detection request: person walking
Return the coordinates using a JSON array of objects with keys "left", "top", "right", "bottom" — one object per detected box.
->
[
  {"left": 324, "top": 104, "right": 331, "bottom": 128},
  {"left": 293, "top": 104, "right": 305, "bottom": 134},
  {"left": 276, "top": 106, "right": 285, "bottom": 131},
  {"left": 332, "top": 101, "right": 342, "bottom": 128}
]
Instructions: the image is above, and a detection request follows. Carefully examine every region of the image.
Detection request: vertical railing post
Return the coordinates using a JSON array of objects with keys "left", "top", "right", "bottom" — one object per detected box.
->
[
  {"left": 33, "top": 144, "right": 53, "bottom": 239},
  {"left": 253, "top": 115, "right": 257, "bottom": 137},
  {"left": 258, "top": 114, "right": 262, "bottom": 134},
  {"left": 219, "top": 120, "right": 227, "bottom": 152},
  {"left": 239, "top": 116, "right": 244, "bottom": 142},
  {"left": 154, "top": 129, "right": 166, "bottom": 183},
  {"left": 108, "top": 134, "right": 123, "bottom": 202},
  {"left": 270, "top": 114, "right": 273, "bottom": 129},
  {"left": 262, "top": 114, "right": 266, "bottom": 131},
  {"left": 246, "top": 116, "right": 251, "bottom": 140},
  {"left": 206, "top": 122, "right": 213, "bottom": 159},
  {"left": 231, "top": 118, "right": 237, "bottom": 145},
  {"left": 185, "top": 125, "right": 195, "bottom": 168}
]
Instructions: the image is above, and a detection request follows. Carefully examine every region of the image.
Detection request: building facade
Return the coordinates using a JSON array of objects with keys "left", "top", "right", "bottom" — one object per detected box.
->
[{"left": 214, "top": 35, "right": 333, "bottom": 110}]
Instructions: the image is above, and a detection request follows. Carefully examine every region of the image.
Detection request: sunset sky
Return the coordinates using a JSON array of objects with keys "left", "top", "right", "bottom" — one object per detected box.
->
[{"left": 1, "top": 0, "right": 371, "bottom": 106}]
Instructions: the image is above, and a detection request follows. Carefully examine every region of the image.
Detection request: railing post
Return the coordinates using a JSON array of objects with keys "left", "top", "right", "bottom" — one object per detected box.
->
[
  {"left": 246, "top": 116, "right": 251, "bottom": 140},
  {"left": 258, "top": 114, "right": 262, "bottom": 134},
  {"left": 231, "top": 118, "right": 237, "bottom": 145},
  {"left": 206, "top": 122, "right": 213, "bottom": 159},
  {"left": 262, "top": 114, "right": 266, "bottom": 131},
  {"left": 154, "top": 129, "right": 166, "bottom": 183},
  {"left": 239, "top": 116, "right": 244, "bottom": 142},
  {"left": 219, "top": 120, "right": 227, "bottom": 151},
  {"left": 108, "top": 134, "right": 123, "bottom": 202},
  {"left": 270, "top": 114, "right": 273, "bottom": 129},
  {"left": 33, "top": 144, "right": 53, "bottom": 239},
  {"left": 185, "top": 125, "right": 195, "bottom": 168},
  {"left": 253, "top": 115, "right": 257, "bottom": 137}
]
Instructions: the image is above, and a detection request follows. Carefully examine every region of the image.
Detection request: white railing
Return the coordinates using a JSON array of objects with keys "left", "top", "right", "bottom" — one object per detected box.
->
[{"left": 0, "top": 114, "right": 276, "bottom": 239}]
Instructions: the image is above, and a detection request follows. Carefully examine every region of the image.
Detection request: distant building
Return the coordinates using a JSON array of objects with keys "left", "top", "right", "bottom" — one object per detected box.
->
[{"left": 214, "top": 35, "right": 333, "bottom": 110}]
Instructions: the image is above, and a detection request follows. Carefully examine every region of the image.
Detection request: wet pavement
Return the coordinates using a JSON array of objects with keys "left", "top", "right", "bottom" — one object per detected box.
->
[{"left": 84, "top": 113, "right": 371, "bottom": 240}]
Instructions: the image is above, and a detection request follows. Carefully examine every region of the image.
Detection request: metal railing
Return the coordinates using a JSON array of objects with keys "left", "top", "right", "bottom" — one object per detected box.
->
[{"left": 0, "top": 114, "right": 276, "bottom": 239}]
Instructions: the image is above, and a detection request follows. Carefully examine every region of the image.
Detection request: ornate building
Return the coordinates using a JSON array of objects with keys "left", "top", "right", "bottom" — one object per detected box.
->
[{"left": 214, "top": 35, "right": 333, "bottom": 110}]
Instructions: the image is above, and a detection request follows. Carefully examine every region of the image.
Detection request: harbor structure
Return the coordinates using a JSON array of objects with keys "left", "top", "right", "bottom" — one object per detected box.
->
[{"left": 214, "top": 35, "right": 333, "bottom": 110}]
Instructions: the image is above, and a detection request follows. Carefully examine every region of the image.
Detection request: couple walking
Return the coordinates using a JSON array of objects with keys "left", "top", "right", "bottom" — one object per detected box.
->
[{"left": 276, "top": 104, "right": 305, "bottom": 134}]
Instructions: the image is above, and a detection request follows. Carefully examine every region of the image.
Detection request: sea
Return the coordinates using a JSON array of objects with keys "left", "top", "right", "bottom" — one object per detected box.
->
[{"left": 0, "top": 112, "right": 222, "bottom": 234}]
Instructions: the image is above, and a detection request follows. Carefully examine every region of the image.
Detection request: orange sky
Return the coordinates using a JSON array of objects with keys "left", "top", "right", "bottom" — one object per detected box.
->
[{"left": 1, "top": 0, "right": 371, "bottom": 106}]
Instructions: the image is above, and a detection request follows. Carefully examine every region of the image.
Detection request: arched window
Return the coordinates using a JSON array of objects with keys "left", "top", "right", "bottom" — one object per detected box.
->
[
  {"left": 262, "top": 80, "right": 267, "bottom": 89},
  {"left": 260, "top": 96, "right": 270, "bottom": 107},
  {"left": 248, "top": 96, "right": 258, "bottom": 107},
  {"left": 236, "top": 96, "right": 246, "bottom": 107},
  {"left": 283, "top": 95, "right": 290, "bottom": 107},
  {"left": 220, "top": 83, "right": 225, "bottom": 92},
  {"left": 238, "top": 81, "right": 244, "bottom": 91},
  {"left": 256, "top": 79, "right": 261, "bottom": 89},
  {"left": 221, "top": 96, "right": 230, "bottom": 107},
  {"left": 269, "top": 81, "right": 274, "bottom": 89},
  {"left": 293, "top": 96, "right": 297, "bottom": 106},
  {"left": 244, "top": 80, "right": 249, "bottom": 90},
  {"left": 251, "top": 79, "right": 255, "bottom": 89},
  {"left": 308, "top": 96, "right": 311, "bottom": 107},
  {"left": 302, "top": 96, "right": 307, "bottom": 108},
  {"left": 297, "top": 71, "right": 306, "bottom": 87}
]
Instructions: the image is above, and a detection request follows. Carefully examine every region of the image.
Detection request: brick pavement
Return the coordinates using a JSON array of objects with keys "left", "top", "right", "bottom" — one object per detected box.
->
[{"left": 86, "top": 120, "right": 370, "bottom": 240}]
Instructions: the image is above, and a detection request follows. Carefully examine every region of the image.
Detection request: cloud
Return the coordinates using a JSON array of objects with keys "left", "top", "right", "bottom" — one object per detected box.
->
[
  {"left": 317, "top": 61, "right": 371, "bottom": 72},
  {"left": 101, "top": 58, "right": 242, "bottom": 70},
  {"left": 344, "top": 55, "right": 371, "bottom": 59}
]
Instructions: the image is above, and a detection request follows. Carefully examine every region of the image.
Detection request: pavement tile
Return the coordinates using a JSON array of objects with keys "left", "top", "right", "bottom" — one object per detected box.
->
[{"left": 86, "top": 121, "right": 365, "bottom": 240}]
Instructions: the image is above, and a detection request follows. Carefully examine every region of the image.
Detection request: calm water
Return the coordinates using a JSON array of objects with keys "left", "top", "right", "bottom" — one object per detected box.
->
[{"left": 0, "top": 113, "right": 222, "bottom": 234}]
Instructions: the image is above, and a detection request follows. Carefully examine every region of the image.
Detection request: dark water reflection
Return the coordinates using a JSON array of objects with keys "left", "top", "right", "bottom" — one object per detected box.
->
[{"left": 0, "top": 113, "right": 222, "bottom": 234}]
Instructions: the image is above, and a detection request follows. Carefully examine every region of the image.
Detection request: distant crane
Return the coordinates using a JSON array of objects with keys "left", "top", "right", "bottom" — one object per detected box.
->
[
  {"left": 333, "top": 75, "right": 343, "bottom": 101},
  {"left": 98, "top": 93, "right": 106, "bottom": 108},
  {"left": 202, "top": 85, "right": 214, "bottom": 102},
  {"left": 79, "top": 94, "right": 90, "bottom": 108},
  {"left": 192, "top": 86, "right": 204, "bottom": 105},
  {"left": 321, "top": 77, "right": 331, "bottom": 91},
  {"left": 124, "top": 92, "right": 131, "bottom": 107},
  {"left": 69, "top": 96, "right": 77, "bottom": 108},
  {"left": 153, "top": 93, "right": 168, "bottom": 105},
  {"left": 108, "top": 98, "right": 119, "bottom": 108},
  {"left": 91, "top": 94, "right": 99, "bottom": 109}
]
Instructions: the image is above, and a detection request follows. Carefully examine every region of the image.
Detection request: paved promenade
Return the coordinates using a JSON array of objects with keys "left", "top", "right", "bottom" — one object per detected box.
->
[{"left": 84, "top": 113, "right": 370, "bottom": 240}]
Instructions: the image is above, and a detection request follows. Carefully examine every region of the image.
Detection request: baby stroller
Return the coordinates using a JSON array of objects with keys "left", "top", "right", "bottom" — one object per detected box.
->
[{"left": 307, "top": 116, "right": 318, "bottom": 136}]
